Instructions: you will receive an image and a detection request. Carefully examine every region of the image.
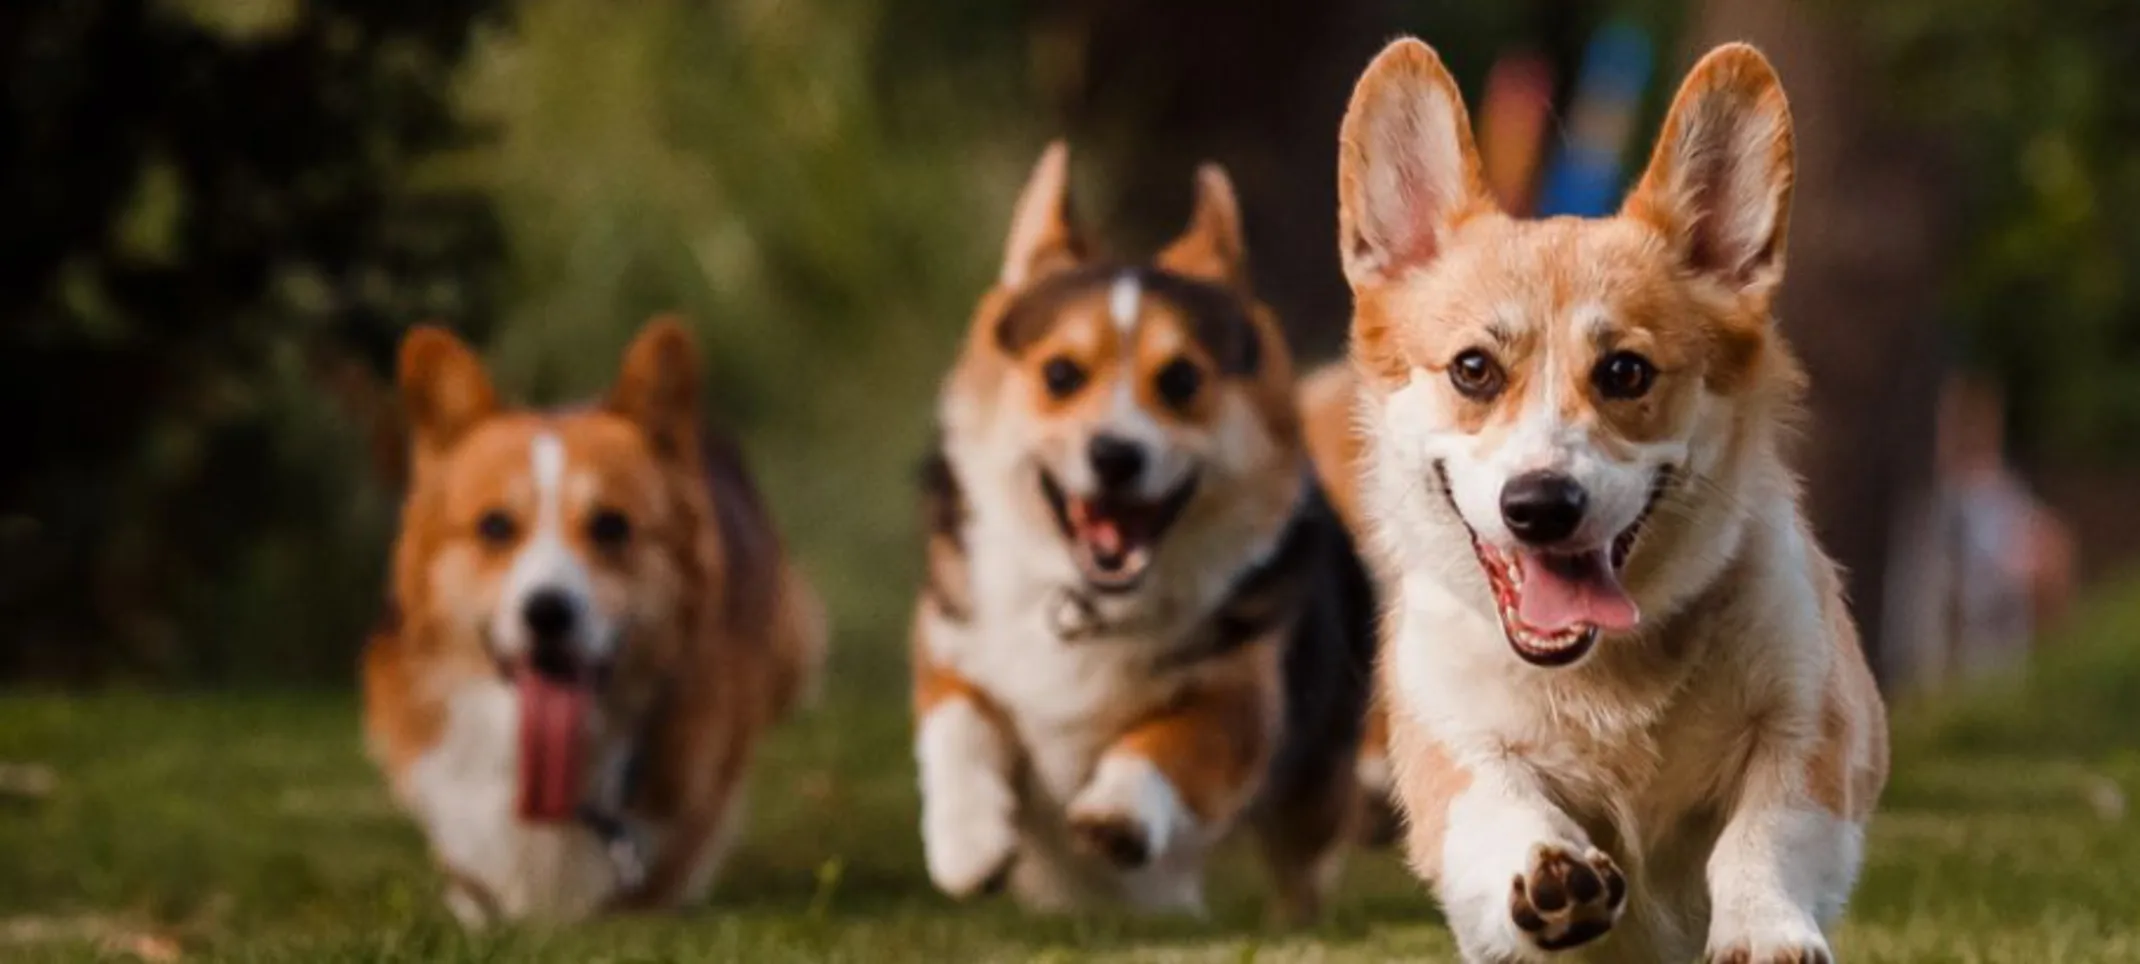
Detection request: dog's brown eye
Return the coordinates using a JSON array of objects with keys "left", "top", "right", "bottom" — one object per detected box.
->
[
  {"left": 1042, "top": 356, "right": 1087, "bottom": 399},
  {"left": 476, "top": 509, "right": 518, "bottom": 547},
  {"left": 1448, "top": 349, "right": 1505, "bottom": 400},
  {"left": 1154, "top": 358, "right": 1203, "bottom": 409},
  {"left": 587, "top": 509, "right": 632, "bottom": 550},
  {"left": 1594, "top": 351, "right": 1657, "bottom": 400}
]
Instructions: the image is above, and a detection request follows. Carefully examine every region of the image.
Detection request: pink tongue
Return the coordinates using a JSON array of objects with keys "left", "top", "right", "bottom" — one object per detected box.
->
[
  {"left": 1515, "top": 550, "right": 1641, "bottom": 633},
  {"left": 1073, "top": 500, "right": 1126, "bottom": 556},
  {"left": 516, "top": 673, "right": 590, "bottom": 824}
]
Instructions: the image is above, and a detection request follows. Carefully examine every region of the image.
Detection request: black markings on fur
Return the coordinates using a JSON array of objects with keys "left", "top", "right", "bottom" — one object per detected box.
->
[
  {"left": 1178, "top": 479, "right": 1379, "bottom": 835},
  {"left": 994, "top": 263, "right": 1261, "bottom": 376},
  {"left": 1160, "top": 487, "right": 1324, "bottom": 671},
  {"left": 700, "top": 427, "right": 786, "bottom": 641},
  {"left": 917, "top": 442, "right": 973, "bottom": 624},
  {"left": 919, "top": 445, "right": 964, "bottom": 544}
]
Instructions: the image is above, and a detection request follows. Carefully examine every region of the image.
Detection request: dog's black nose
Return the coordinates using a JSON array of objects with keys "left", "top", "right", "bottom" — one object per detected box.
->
[
  {"left": 1500, "top": 471, "right": 1587, "bottom": 545},
  {"left": 523, "top": 588, "right": 578, "bottom": 643},
  {"left": 1087, "top": 435, "right": 1147, "bottom": 490},
  {"left": 522, "top": 589, "right": 581, "bottom": 679}
]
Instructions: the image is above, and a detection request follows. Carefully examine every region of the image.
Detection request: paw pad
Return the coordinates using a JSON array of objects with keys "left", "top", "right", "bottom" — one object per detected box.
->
[
  {"left": 1068, "top": 811, "right": 1151, "bottom": 868},
  {"left": 1509, "top": 844, "right": 1626, "bottom": 951}
]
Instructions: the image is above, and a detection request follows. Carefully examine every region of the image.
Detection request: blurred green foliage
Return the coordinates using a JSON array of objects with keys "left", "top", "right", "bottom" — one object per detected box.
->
[
  {"left": 1856, "top": 1, "right": 2140, "bottom": 460},
  {"left": 0, "top": 0, "right": 507, "bottom": 681}
]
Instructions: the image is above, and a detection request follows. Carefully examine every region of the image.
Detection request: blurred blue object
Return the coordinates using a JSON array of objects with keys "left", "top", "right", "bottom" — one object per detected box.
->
[{"left": 1536, "top": 21, "right": 1653, "bottom": 218}]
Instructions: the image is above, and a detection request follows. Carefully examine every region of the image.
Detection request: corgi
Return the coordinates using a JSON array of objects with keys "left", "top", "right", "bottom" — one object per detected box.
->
[
  {"left": 361, "top": 319, "right": 824, "bottom": 924},
  {"left": 1332, "top": 40, "right": 1889, "bottom": 963},
  {"left": 910, "top": 142, "right": 1379, "bottom": 921}
]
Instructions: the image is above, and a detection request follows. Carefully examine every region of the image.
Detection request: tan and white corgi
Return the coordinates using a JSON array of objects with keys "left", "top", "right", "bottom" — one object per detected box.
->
[
  {"left": 910, "top": 142, "right": 1379, "bottom": 920},
  {"left": 362, "top": 319, "right": 824, "bottom": 923},
  {"left": 1331, "top": 40, "right": 1888, "bottom": 962}
]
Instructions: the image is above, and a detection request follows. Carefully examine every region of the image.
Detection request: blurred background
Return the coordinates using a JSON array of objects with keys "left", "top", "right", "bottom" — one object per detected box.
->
[{"left": 5, "top": 0, "right": 2132, "bottom": 694}]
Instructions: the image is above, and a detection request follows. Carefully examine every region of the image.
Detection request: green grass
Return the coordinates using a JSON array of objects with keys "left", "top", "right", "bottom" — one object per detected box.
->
[{"left": 5, "top": 584, "right": 2140, "bottom": 963}]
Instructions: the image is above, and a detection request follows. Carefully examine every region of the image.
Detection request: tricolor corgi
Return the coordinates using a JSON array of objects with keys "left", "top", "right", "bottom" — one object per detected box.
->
[
  {"left": 362, "top": 319, "right": 824, "bottom": 923},
  {"left": 910, "top": 143, "right": 1379, "bottom": 920},
  {"left": 1333, "top": 41, "right": 1888, "bottom": 962}
]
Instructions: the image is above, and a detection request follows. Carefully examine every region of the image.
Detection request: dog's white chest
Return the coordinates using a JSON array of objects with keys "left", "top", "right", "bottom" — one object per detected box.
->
[
  {"left": 938, "top": 533, "right": 1197, "bottom": 800},
  {"left": 404, "top": 681, "right": 618, "bottom": 922}
]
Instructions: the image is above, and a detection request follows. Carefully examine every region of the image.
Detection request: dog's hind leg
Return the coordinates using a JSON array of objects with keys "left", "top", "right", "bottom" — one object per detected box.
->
[{"left": 1252, "top": 759, "right": 1357, "bottom": 925}]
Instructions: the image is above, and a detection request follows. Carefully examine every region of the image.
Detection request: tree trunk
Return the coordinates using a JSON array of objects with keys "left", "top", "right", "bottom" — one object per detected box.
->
[{"left": 1030, "top": 0, "right": 1400, "bottom": 361}]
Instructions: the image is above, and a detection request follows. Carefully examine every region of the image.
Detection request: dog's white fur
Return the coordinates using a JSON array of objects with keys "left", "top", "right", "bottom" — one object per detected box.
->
[
  {"left": 403, "top": 681, "right": 628, "bottom": 923},
  {"left": 1338, "top": 40, "right": 1887, "bottom": 963}
]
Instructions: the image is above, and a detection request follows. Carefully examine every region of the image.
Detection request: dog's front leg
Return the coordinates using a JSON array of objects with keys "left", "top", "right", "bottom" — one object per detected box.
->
[
  {"left": 1066, "top": 654, "right": 1278, "bottom": 886},
  {"left": 1702, "top": 729, "right": 1857, "bottom": 964},
  {"left": 913, "top": 639, "right": 1021, "bottom": 899},
  {"left": 1424, "top": 753, "right": 1628, "bottom": 964}
]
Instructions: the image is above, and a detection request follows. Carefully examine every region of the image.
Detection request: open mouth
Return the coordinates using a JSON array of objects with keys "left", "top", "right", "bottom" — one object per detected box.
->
[
  {"left": 1440, "top": 464, "right": 1672, "bottom": 667},
  {"left": 1040, "top": 470, "right": 1198, "bottom": 593},
  {"left": 510, "top": 659, "right": 600, "bottom": 825}
]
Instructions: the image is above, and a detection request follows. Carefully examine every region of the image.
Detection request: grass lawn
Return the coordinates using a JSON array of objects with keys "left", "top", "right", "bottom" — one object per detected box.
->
[{"left": 4, "top": 585, "right": 2139, "bottom": 963}]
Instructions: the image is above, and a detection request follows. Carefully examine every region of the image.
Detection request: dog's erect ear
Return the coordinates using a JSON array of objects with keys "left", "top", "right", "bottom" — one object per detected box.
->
[
  {"left": 1337, "top": 38, "right": 1496, "bottom": 290},
  {"left": 608, "top": 315, "right": 701, "bottom": 463},
  {"left": 999, "top": 140, "right": 1088, "bottom": 290},
  {"left": 398, "top": 326, "right": 496, "bottom": 458},
  {"left": 1623, "top": 43, "right": 1794, "bottom": 302},
  {"left": 1157, "top": 163, "right": 1249, "bottom": 290}
]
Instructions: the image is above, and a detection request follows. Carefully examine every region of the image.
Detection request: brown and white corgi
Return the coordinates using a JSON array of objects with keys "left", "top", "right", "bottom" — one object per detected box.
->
[
  {"left": 362, "top": 319, "right": 824, "bottom": 923},
  {"left": 910, "top": 143, "right": 1379, "bottom": 921},
  {"left": 1332, "top": 40, "right": 1888, "bottom": 962}
]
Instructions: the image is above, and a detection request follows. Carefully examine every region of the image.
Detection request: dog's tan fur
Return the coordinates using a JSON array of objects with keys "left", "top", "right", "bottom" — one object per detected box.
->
[
  {"left": 1333, "top": 39, "right": 1888, "bottom": 963},
  {"left": 362, "top": 320, "right": 823, "bottom": 923}
]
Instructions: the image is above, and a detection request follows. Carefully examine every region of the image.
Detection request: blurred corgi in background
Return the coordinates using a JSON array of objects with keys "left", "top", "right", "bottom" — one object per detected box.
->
[
  {"left": 362, "top": 318, "right": 824, "bottom": 924},
  {"left": 910, "top": 142, "right": 1379, "bottom": 921},
  {"left": 1334, "top": 39, "right": 1887, "bottom": 962}
]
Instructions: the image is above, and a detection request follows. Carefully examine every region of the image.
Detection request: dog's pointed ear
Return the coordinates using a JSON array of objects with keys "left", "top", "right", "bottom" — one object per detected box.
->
[
  {"left": 1157, "top": 163, "right": 1249, "bottom": 290},
  {"left": 1000, "top": 140, "right": 1088, "bottom": 290},
  {"left": 398, "top": 325, "right": 496, "bottom": 458},
  {"left": 1337, "top": 38, "right": 1496, "bottom": 290},
  {"left": 1623, "top": 43, "right": 1794, "bottom": 303},
  {"left": 608, "top": 315, "right": 701, "bottom": 463}
]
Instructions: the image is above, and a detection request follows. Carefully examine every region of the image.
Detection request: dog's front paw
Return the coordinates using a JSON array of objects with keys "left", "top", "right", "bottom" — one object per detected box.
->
[
  {"left": 1705, "top": 917, "right": 1832, "bottom": 964},
  {"left": 1509, "top": 843, "right": 1626, "bottom": 952},
  {"left": 1704, "top": 943, "right": 1831, "bottom": 964},
  {"left": 922, "top": 803, "right": 1018, "bottom": 897},
  {"left": 1068, "top": 809, "right": 1151, "bottom": 868},
  {"left": 1067, "top": 754, "right": 1198, "bottom": 871}
]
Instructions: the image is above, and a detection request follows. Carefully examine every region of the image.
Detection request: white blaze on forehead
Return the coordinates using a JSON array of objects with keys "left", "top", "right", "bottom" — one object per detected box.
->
[
  {"left": 531, "top": 433, "right": 565, "bottom": 523},
  {"left": 1109, "top": 272, "right": 1142, "bottom": 333},
  {"left": 489, "top": 431, "right": 609, "bottom": 660}
]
